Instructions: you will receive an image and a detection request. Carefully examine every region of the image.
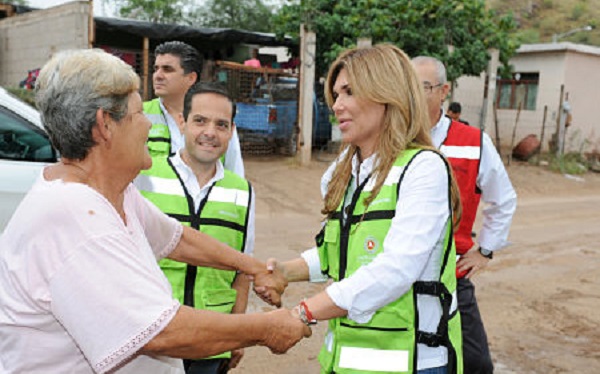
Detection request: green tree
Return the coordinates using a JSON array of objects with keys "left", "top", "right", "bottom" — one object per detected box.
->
[
  {"left": 111, "top": 0, "right": 275, "bottom": 31},
  {"left": 192, "top": 0, "right": 275, "bottom": 32},
  {"left": 113, "top": 0, "right": 189, "bottom": 24},
  {"left": 273, "top": 0, "right": 520, "bottom": 81}
]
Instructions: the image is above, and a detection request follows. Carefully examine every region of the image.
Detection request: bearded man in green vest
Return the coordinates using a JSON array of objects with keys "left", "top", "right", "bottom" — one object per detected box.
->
[
  {"left": 145, "top": 41, "right": 245, "bottom": 177},
  {"left": 135, "top": 82, "right": 254, "bottom": 374}
]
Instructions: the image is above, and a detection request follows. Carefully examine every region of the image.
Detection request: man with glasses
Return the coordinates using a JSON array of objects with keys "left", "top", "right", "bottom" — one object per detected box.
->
[{"left": 412, "top": 56, "right": 517, "bottom": 374}]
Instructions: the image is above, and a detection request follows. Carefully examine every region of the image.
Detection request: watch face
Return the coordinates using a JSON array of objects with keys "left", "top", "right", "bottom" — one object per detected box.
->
[{"left": 480, "top": 248, "right": 493, "bottom": 258}]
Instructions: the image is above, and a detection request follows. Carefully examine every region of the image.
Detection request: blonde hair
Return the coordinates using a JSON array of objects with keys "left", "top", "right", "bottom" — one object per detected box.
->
[{"left": 323, "top": 44, "right": 461, "bottom": 226}]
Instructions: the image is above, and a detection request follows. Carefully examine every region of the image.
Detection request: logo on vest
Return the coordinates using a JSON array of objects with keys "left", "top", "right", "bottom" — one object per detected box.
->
[
  {"left": 358, "top": 236, "right": 379, "bottom": 265},
  {"left": 363, "top": 236, "right": 379, "bottom": 253}
]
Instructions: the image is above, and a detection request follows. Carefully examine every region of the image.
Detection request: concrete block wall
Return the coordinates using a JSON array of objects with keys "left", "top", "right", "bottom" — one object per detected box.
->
[{"left": 0, "top": 1, "right": 90, "bottom": 87}]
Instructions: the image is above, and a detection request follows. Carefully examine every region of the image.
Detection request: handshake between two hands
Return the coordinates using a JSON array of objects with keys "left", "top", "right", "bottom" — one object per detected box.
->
[
  {"left": 251, "top": 258, "right": 286, "bottom": 307},
  {"left": 245, "top": 258, "right": 314, "bottom": 354}
]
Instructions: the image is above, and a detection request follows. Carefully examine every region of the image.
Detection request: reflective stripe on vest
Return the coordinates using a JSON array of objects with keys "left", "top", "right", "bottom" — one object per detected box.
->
[
  {"left": 135, "top": 173, "right": 183, "bottom": 196},
  {"left": 363, "top": 165, "right": 403, "bottom": 191},
  {"left": 207, "top": 186, "right": 250, "bottom": 208},
  {"left": 440, "top": 120, "right": 482, "bottom": 255},
  {"left": 146, "top": 113, "right": 166, "bottom": 129},
  {"left": 137, "top": 175, "right": 249, "bottom": 208},
  {"left": 339, "top": 346, "right": 409, "bottom": 372},
  {"left": 439, "top": 145, "right": 480, "bottom": 160}
]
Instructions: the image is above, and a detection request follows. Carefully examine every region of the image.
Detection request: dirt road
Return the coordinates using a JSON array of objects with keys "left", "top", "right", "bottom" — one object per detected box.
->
[{"left": 231, "top": 156, "right": 600, "bottom": 374}]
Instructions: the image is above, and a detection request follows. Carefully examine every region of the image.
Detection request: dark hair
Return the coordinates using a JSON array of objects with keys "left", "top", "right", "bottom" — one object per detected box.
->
[
  {"left": 183, "top": 82, "right": 236, "bottom": 121},
  {"left": 448, "top": 101, "right": 462, "bottom": 113},
  {"left": 155, "top": 41, "right": 203, "bottom": 79}
]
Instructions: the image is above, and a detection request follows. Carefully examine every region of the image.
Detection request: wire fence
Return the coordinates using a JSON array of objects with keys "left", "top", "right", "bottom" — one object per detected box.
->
[{"left": 212, "top": 62, "right": 298, "bottom": 155}]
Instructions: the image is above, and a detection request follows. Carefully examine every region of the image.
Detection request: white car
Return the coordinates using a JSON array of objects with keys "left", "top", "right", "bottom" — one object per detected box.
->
[{"left": 0, "top": 87, "right": 57, "bottom": 232}]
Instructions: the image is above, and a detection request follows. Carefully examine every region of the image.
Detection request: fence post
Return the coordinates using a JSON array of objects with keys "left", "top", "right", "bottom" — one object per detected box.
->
[{"left": 508, "top": 101, "right": 522, "bottom": 166}]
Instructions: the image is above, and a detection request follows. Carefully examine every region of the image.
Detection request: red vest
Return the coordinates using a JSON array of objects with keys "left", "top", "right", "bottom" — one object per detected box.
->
[{"left": 440, "top": 121, "right": 482, "bottom": 255}]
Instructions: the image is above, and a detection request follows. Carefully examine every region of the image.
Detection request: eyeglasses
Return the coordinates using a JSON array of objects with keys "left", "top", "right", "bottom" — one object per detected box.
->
[{"left": 423, "top": 82, "right": 443, "bottom": 94}]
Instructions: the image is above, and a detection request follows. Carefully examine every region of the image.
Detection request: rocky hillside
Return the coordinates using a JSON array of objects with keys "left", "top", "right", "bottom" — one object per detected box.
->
[{"left": 489, "top": 0, "right": 599, "bottom": 46}]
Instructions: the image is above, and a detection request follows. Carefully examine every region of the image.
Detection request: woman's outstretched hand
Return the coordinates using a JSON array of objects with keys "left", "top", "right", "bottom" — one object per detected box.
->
[{"left": 252, "top": 258, "right": 286, "bottom": 307}]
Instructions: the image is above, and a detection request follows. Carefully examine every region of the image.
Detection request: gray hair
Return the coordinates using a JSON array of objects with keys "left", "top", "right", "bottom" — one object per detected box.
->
[
  {"left": 35, "top": 49, "right": 140, "bottom": 160},
  {"left": 411, "top": 56, "right": 447, "bottom": 84}
]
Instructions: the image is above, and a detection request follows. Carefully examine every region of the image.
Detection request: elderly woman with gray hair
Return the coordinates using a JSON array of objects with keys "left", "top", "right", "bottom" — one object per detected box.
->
[{"left": 0, "top": 49, "right": 309, "bottom": 373}]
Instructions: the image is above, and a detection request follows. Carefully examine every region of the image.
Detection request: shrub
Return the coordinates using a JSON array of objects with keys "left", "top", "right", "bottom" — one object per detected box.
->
[{"left": 5, "top": 87, "right": 36, "bottom": 108}]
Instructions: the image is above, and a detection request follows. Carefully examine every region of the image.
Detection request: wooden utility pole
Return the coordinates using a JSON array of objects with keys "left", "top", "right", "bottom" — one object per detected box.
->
[
  {"left": 297, "top": 24, "right": 316, "bottom": 165},
  {"left": 143, "top": 37, "right": 149, "bottom": 100},
  {"left": 537, "top": 105, "right": 548, "bottom": 165},
  {"left": 552, "top": 84, "right": 564, "bottom": 154},
  {"left": 557, "top": 92, "right": 570, "bottom": 157},
  {"left": 88, "top": 0, "right": 95, "bottom": 48},
  {"left": 479, "top": 49, "right": 499, "bottom": 131}
]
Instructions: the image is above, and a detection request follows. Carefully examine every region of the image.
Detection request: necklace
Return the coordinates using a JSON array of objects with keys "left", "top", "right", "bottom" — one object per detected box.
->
[{"left": 61, "top": 161, "right": 89, "bottom": 181}]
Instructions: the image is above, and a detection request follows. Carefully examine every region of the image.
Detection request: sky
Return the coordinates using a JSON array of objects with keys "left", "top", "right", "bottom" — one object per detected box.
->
[
  {"left": 25, "top": 0, "right": 283, "bottom": 17},
  {"left": 25, "top": 0, "right": 116, "bottom": 17}
]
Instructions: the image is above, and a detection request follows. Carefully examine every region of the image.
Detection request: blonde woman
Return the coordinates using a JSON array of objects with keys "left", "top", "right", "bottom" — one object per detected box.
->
[{"left": 259, "top": 44, "right": 463, "bottom": 374}]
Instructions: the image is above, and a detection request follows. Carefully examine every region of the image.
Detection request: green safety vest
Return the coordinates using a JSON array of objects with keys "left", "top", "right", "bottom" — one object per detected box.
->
[
  {"left": 144, "top": 98, "right": 172, "bottom": 157},
  {"left": 137, "top": 157, "right": 252, "bottom": 359},
  {"left": 316, "top": 149, "right": 463, "bottom": 374}
]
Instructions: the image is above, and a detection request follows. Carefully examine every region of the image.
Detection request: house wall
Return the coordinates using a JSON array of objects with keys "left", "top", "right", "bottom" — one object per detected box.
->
[
  {"left": 451, "top": 73, "right": 485, "bottom": 128},
  {"left": 563, "top": 51, "right": 600, "bottom": 152},
  {"left": 454, "top": 44, "right": 600, "bottom": 153},
  {"left": 498, "top": 51, "right": 567, "bottom": 152},
  {"left": 0, "top": 1, "right": 89, "bottom": 87}
]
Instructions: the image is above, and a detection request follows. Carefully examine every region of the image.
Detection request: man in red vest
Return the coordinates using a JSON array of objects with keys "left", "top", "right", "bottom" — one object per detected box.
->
[{"left": 413, "top": 56, "right": 517, "bottom": 374}]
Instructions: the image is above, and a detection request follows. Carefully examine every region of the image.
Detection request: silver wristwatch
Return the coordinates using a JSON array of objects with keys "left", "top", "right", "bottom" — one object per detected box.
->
[{"left": 478, "top": 247, "right": 493, "bottom": 259}]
